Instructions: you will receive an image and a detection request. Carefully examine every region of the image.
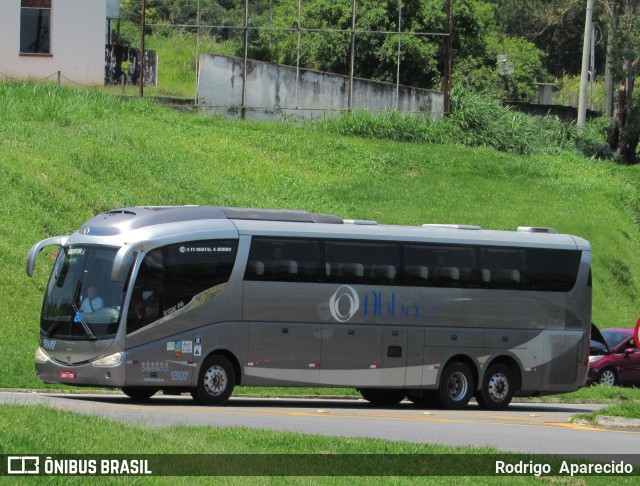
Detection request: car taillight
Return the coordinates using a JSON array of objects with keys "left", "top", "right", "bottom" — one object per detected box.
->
[{"left": 584, "top": 343, "right": 590, "bottom": 366}]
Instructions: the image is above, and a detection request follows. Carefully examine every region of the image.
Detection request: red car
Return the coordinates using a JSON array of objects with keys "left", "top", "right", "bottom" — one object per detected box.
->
[{"left": 588, "top": 327, "right": 640, "bottom": 386}]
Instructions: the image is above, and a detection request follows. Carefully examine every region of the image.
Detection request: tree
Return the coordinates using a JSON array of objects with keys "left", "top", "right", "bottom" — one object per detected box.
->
[
  {"left": 253, "top": 0, "right": 444, "bottom": 88},
  {"left": 604, "top": 0, "right": 640, "bottom": 164},
  {"left": 487, "top": 0, "right": 606, "bottom": 78},
  {"left": 249, "top": 0, "right": 548, "bottom": 94},
  {"left": 454, "top": 33, "right": 550, "bottom": 101}
]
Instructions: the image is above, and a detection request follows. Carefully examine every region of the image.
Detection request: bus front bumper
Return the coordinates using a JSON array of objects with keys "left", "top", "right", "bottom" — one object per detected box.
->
[{"left": 35, "top": 347, "right": 126, "bottom": 387}]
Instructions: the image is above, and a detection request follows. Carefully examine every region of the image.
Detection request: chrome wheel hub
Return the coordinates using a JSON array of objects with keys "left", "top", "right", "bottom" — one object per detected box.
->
[
  {"left": 203, "top": 365, "right": 227, "bottom": 396},
  {"left": 447, "top": 371, "right": 469, "bottom": 402},
  {"left": 487, "top": 373, "right": 509, "bottom": 402}
]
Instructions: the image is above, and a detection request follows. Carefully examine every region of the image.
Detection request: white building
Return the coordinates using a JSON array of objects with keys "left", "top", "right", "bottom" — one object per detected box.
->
[{"left": 0, "top": 0, "right": 119, "bottom": 86}]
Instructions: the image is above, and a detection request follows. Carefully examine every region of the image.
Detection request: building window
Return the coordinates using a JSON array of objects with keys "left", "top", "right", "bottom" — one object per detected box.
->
[{"left": 20, "top": 0, "right": 51, "bottom": 55}]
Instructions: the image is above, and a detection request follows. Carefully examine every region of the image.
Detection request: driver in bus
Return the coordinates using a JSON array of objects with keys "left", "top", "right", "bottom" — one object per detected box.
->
[{"left": 80, "top": 285, "right": 104, "bottom": 313}]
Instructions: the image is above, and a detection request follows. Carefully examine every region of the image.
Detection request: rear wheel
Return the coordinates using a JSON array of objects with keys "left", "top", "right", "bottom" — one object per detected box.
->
[
  {"left": 436, "top": 362, "right": 474, "bottom": 410},
  {"left": 122, "top": 387, "right": 157, "bottom": 401},
  {"left": 598, "top": 368, "right": 617, "bottom": 387},
  {"left": 475, "top": 364, "right": 515, "bottom": 410},
  {"left": 359, "top": 388, "right": 406, "bottom": 406},
  {"left": 192, "top": 355, "right": 236, "bottom": 405}
]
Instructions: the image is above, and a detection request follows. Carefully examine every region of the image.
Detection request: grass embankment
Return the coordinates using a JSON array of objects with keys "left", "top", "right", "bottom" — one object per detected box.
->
[
  {"left": 1, "top": 81, "right": 640, "bottom": 419},
  {"left": 2, "top": 82, "right": 639, "bottom": 389}
]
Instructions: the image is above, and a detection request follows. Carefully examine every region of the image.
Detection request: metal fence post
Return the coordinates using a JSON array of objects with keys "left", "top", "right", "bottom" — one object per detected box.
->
[
  {"left": 241, "top": 0, "right": 249, "bottom": 119},
  {"left": 396, "top": 1, "right": 402, "bottom": 110},
  {"left": 195, "top": 0, "right": 201, "bottom": 104},
  {"left": 443, "top": 0, "right": 453, "bottom": 116},
  {"left": 295, "top": 0, "right": 302, "bottom": 108},
  {"left": 140, "top": 0, "right": 146, "bottom": 98},
  {"left": 348, "top": 0, "right": 356, "bottom": 111}
]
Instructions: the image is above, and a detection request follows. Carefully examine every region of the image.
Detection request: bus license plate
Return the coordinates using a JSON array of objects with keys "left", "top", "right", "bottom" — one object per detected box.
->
[{"left": 60, "top": 371, "right": 76, "bottom": 379}]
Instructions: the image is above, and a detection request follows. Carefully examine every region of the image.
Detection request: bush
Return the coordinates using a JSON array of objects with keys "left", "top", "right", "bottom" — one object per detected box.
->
[{"left": 318, "top": 87, "right": 617, "bottom": 161}]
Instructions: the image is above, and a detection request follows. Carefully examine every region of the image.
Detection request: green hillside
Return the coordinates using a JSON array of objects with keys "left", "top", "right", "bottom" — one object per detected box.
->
[{"left": 1, "top": 81, "right": 639, "bottom": 388}]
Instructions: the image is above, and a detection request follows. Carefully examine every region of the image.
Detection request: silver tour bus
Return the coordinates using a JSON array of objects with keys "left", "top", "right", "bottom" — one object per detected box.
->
[{"left": 27, "top": 206, "right": 592, "bottom": 410}]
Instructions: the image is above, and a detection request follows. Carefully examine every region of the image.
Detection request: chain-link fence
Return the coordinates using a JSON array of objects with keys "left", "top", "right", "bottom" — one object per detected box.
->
[{"left": 108, "top": 0, "right": 452, "bottom": 116}]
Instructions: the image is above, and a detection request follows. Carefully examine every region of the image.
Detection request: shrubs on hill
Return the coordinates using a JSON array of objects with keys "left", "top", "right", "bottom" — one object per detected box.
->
[{"left": 317, "top": 87, "right": 617, "bottom": 161}]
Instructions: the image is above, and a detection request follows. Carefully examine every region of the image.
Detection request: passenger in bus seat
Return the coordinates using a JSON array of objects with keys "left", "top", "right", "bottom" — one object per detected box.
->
[{"left": 132, "top": 290, "right": 157, "bottom": 320}]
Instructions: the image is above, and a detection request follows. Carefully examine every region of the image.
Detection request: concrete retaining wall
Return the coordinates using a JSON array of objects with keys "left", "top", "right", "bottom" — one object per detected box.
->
[{"left": 197, "top": 54, "right": 444, "bottom": 121}]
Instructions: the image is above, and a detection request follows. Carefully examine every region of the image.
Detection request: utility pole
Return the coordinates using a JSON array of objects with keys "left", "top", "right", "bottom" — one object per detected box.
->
[
  {"left": 241, "top": 0, "right": 249, "bottom": 119},
  {"left": 603, "top": 3, "right": 617, "bottom": 117},
  {"left": 348, "top": 0, "right": 356, "bottom": 111},
  {"left": 140, "top": 0, "right": 145, "bottom": 97},
  {"left": 578, "top": 0, "right": 594, "bottom": 131},
  {"left": 443, "top": 0, "right": 453, "bottom": 116}
]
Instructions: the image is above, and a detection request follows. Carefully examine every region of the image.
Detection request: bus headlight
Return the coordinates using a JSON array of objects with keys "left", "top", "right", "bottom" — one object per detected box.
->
[
  {"left": 35, "top": 347, "right": 50, "bottom": 363},
  {"left": 92, "top": 352, "right": 123, "bottom": 368}
]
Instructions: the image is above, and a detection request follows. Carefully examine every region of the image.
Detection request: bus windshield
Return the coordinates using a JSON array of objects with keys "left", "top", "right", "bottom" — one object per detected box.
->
[{"left": 40, "top": 246, "right": 126, "bottom": 340}]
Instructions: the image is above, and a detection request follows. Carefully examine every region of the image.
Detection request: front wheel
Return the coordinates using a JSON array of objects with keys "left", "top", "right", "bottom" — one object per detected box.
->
[
  {"left": 436, "top": 362, "right": 475, "bottom": 410},
  {"left": 475, "top": 364, "right": 515, "bottom": 410},
  {"left": 598, "top": 368, "right": 617, "bottom": 387},
  {"left": 192, "top": 355, "right": 236, "bottom": 405}
]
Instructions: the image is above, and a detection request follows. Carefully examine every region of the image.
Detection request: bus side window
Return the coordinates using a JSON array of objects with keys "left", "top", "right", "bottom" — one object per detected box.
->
[
  {"left": 245, "top": 237, "right": 321, "bottom": 282},
  {"left": 403, "top": 244, "right": 477, "bottom": 288},
  {"left": 163, "top": 239, "right": 237, "bottom": 314},
  {"left": 480, "top": 248, "right": 526, "bottom": 290},
  {"left": 127, "top": 240, "right": 238, "bottom": 334},
  {"left": 127, "top": 248, "right": 164, "bottom": 334},
  {"left": 527, "top": 248, "right": 581, "bottom": 292},
  {"left": 324, "top": 240, "right": 399, "bottom": 285}
]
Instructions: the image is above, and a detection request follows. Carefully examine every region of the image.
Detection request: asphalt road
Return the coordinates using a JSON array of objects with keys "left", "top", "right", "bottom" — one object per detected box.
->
[{"left": 3, "top": 391, "right": 640, "bottom": 464}]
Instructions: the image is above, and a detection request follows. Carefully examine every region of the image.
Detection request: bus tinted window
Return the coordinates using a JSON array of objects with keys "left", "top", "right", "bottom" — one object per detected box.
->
[
  {"left": 325, "top": 240, "right": 399, "bottom": 285},
  {"left": 127, "top": 240, "right": 237, "bottom": 334},
  {"left": 404, "top": 244, "right": 478, "bottom": 287},
  {"left": 245, "top": 237, "right": 321, "bottom": 282},
  {"left": 528, "top": 248, "right": 581, "bottom": 292},
  {"left": 480, "top": 247, "right": 527, "bottom": 290},
  {"left": 243, "top": 237, "right": 581, "bottom": 292}
]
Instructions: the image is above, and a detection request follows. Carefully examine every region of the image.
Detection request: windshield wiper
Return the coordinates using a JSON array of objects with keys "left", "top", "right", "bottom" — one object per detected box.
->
[
  {"left": 71, "top": 303, "right": 97, "bottom": 340},
  {"left": 47, "top": 312, "right": 97, "bottom": 340}
]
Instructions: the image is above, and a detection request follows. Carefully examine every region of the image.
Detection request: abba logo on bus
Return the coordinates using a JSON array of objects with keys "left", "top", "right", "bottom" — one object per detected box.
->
[
  {"left": 329, "top": 286, "right": 360, "bottom": 322},
  {"left": 329, "top": 286, "right": 443, "bottom": 323},
  {"left": 364, "top": 290, "right": 442, "bottom": 321}
]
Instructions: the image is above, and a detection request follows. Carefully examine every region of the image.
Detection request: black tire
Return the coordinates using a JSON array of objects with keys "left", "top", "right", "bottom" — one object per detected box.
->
[
  {"left": 436, "top": 362, "right": 475, "bottom": 410},
  {"left": 359, "top": 388, "right": 406, "bottom": 406},
  {"left": 122, "top": 387, "right": 157, "bottom": 401},
  {"left": 598, "top": 368, "right": 617, "bottom": 387},
  {"left": 475, "top": 363, "right": 515, "bottom": 410},
  {"left": 192, "top": 355, "right": 236, "bottom": 405}
]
